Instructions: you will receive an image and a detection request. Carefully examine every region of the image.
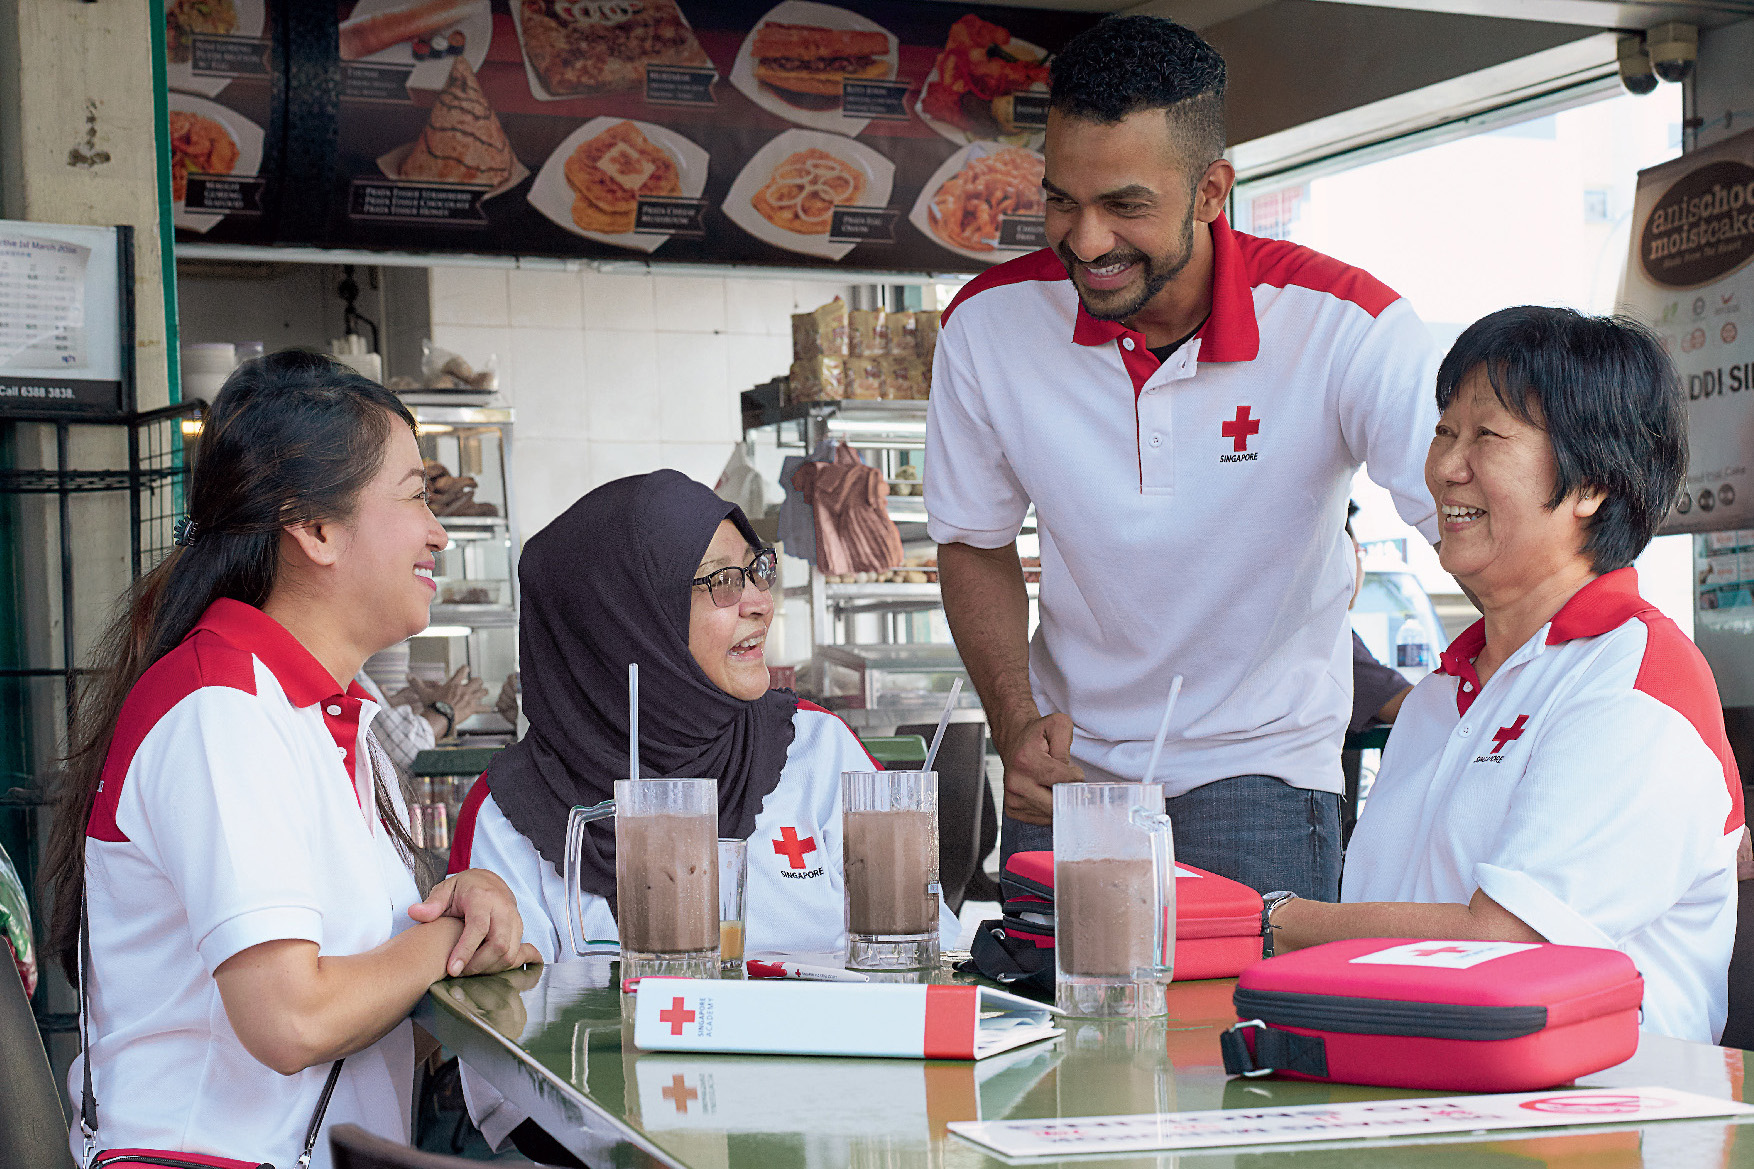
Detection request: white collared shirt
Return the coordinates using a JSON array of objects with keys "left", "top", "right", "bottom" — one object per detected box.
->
[
  {"left": 925, "top": 217, "right": 1440, "bottom": 797},
  {"left": 76, "top": 599, "right": 422, "bottom": 1169},
  {"left": 1344, "top": 569, "right": 1743, "bottom": 1042}
]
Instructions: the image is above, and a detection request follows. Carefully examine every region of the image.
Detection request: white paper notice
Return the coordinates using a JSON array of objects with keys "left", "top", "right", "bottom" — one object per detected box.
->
[
  {"left": 948, "top": 1087, "right": 1754, "bottom": 1158},
  {"left": 0, "top": 232, "right": 89, "bottom": 369}
]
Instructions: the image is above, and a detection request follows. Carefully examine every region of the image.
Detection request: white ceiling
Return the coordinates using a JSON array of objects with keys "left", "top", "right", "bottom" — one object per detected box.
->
[{"left": 911, "top": 0, "right": 1754, "bottom": 31}]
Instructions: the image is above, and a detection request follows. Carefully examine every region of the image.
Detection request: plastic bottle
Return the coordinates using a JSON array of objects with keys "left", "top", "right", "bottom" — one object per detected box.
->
[{"left": 1394, "top": 618, "right": 1430, "bottom": 670}]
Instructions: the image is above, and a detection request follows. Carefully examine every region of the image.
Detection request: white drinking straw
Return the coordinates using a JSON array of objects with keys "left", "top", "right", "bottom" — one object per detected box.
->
[
  {"left": 921, "top": 677, "right": 964, "bottom": 773},
  {"left": 1140, "top": 675, "right": 1184, "bottom": 789},
  {"left": 624, "top": 659, "right": 638, "bottom": 779}
]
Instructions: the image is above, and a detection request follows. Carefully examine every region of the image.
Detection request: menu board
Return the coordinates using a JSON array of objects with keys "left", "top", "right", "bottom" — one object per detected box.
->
[
  {"left": 165, "top": 0, "right": 1099, "bottom": 272},
  {"left": 0, "top": 221, "right": 130, "bottom": 419}
]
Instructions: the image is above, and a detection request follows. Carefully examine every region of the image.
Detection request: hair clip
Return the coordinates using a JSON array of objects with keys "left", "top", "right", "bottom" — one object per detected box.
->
[{"left": 173, "top": 518, "right": 200, "bottom": 548}]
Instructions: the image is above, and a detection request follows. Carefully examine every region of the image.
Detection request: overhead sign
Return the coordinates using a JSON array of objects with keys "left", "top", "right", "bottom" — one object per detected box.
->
[
  {"left": 1620, "top": 127, "right": 1754, "bottom": 533},
  {"left": 0, "top": 221, "right": 132, "bottom": 419}
]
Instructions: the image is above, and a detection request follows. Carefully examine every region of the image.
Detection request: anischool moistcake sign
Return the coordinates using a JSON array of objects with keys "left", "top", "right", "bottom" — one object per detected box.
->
[{"left": 1621, "top": 125, "right": 1754, "bottom": 534}]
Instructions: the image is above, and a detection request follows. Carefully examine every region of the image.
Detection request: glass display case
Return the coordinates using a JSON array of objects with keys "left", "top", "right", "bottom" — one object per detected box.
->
[{"left": 412, "top": 403, "right": 519, "bottom": 740}]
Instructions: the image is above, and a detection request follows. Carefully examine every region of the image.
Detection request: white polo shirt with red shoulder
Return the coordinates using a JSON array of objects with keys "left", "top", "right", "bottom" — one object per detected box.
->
[
  {"left": 926, "top": 216, "right": 1441, "bottom": 797},
  {"left": 76, "top": 598, "right": 422, "bottom": 1169},
  {"left": 1344, "top": 569, "right": 1744, "bottom": 1043},
  {"left": 450, "top": 701, "right": 958, "bottom": 961}
]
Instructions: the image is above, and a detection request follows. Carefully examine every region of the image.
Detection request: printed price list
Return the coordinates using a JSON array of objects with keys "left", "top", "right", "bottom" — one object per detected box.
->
[{"left": 0, "top": 233, "right": 88, "bottom": 370}]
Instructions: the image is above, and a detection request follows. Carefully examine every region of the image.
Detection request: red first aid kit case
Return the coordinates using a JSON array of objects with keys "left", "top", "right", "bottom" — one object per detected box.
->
[
  {"left": 1220, "top": 938, "right": 1643, "bottom": 1091},
  {"left": 1001, "top": 851, "right": 1264, "bottom": 981}
]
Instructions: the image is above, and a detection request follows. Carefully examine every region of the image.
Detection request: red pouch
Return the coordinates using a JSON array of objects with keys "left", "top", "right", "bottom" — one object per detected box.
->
[
  {"left": 93, "top": 1153, "right": 271, "bottom": 1168},
  {"left": 1221, "top": 938, "right": 1643, "bottom": 1091},
  {"left": 999, "top": 852, "right": 1264, "bottom": 980}
]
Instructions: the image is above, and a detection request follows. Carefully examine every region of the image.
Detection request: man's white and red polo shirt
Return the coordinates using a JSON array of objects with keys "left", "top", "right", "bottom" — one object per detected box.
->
[
  {"left": 925, "top": 215, "right": 1440, "bottom": 796},
  {"left": 76, "top": 598, "right": 421, "bottom": 1169},
  {"left": 1344, "top": 569, "right": 1743, "bottom": 1043}
]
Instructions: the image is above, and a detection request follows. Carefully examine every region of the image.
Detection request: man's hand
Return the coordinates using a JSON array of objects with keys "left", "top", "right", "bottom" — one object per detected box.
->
[
  {"left": 408, "top": 869, "right": 543, "bottom": 977},
  {"left": 995, "top": 710, "right": 1084, "bottom": 825},
  {"left": 495, "top": 672, "right": 519, "bottom": 726}
]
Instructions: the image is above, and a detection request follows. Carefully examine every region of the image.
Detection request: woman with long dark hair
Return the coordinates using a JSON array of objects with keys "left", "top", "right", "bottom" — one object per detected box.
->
[{"left": 42, "top": 351, "right": 539, "bottom": 1168}]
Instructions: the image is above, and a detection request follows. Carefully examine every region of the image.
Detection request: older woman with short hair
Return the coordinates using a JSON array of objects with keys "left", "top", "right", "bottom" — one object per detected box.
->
[{"left": 1269, "top": 306, "right": 1741, "bottom": 1043}]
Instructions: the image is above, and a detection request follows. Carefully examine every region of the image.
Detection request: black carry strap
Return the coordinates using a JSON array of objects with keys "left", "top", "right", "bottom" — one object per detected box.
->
[
  {"left": 1220, "top": 1020, "right": 1330, "bottom": 1080},
  {"left": 79, "top": 889, "right": 344, "bottom": 1169}
]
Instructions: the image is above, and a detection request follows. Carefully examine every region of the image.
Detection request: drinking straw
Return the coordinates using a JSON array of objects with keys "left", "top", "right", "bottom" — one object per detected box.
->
[
  {"left": 921, "top": 677, "right": 964, "bottom": 773},
  {"left": 1140, "top": 675, "right": 1185, "bottom": 789},
  {"left": 628, "top": 662, "right": 640, "bottom": 782}
]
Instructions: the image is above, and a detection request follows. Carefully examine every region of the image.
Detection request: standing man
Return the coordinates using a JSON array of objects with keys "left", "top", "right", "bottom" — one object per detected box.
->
[{"left": 926, "top": 16, "right": 1439, "bottom": 900}]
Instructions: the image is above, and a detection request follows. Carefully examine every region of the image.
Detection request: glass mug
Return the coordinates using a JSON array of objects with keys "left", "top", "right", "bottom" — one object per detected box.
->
[
  {"left": 1052, "top": 782, "right": 1175, "bottom": 1017},
  {"left": 565, "top": 778, "right": 719, "bottom": 980},
  {"left": 842, "top": 770, "right": 940, "bottom": 971}
]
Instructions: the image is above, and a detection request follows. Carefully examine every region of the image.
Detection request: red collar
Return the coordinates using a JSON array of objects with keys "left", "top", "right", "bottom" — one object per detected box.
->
[
  {"left": 1069, "top": 213, "right": 1260, "bottom": 363},
  {"left": 1436, "top": 569, "right": 1649, "bottom": 713},
  {"left": 192, "top": 597, "right": 366, "bottom": 708}
]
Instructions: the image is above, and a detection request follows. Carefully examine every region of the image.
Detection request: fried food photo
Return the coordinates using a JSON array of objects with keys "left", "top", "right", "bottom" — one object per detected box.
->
[
  {"left": 519, "top": 0, "right": 710, "bottom": 96},
  {"left": 166, "top": 0, "right": 238, "bottom": 65},
  {"left": 565, "top": 121, "right": 680, "bottom": 234},
  {"left": 168, "top": 110, "right": 240, "bottom": 202},
  {"left": 920, "top": 14, "right": 1048, "bottom": 138},
  {"left": 752, "top": 148, "right": 865, "bottom": 235},
  {"left": 399, "top": 57, "right": 516, "bottom": 186},
  {"left": 752, "top": 22, "right": 891, "bottom": 100},
  {"left": 929, "top": 147, "right": 1043, "bottom": 252}
]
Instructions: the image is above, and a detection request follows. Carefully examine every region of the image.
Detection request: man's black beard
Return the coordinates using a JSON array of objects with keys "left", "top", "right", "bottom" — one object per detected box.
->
[{"left": 1059, "top": 205, "right": 1197, "bottom": 324}]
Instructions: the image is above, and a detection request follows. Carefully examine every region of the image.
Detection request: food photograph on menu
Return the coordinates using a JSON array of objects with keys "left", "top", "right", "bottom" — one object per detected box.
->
[{"left": 169, "top": 0, "right": 1101, "bottom": 272}]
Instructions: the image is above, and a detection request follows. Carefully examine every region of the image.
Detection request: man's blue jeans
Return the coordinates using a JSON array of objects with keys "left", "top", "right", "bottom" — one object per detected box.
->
[{"left": 998, "top": 774, "right": 1342, "bottom": 901}]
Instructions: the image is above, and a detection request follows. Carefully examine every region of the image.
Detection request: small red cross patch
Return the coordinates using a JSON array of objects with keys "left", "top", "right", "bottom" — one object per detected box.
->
[
  {"left": 1490, "top": 715, "right": 1528, "bottom": 754},
  {"left": 772, "top": 826, "right": 817, "bottom": 869},
  {"left": 663, "top": 1073, "right": 698, "bottom": 1113},
  {"left": 1221, "top": 406, "right": 1261, "bottom": 452},
  {"left": 659, "top": 997, "right": 696, "bottom": 1036},
  {"left": 1412, "top": 945, "right": 1475, "bottom": 958}
]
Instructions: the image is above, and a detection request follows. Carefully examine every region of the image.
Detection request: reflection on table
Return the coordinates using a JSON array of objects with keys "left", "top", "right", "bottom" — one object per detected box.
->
[{"left": 419, "top": 958, "right": 1754, "bottom": 1169}]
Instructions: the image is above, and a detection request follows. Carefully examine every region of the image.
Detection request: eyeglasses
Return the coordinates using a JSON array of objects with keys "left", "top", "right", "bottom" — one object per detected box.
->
[{"left": 692, "top": 548, "right": 778, "bottom": 608}]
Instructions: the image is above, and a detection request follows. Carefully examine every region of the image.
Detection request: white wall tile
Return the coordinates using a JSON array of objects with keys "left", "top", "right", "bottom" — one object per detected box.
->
[
  {"left": 657, "top": 335, "right": 734, "bottom": 444},
  {"left": 581, "top": 271, "right": 655, "bottom": 332},
  {"left": 723, "top": 277, "right": 798, "bottom": 336},
  {"left": 726, "top": 332, "right": 791, "bottom": 392},
  {"left": 654, "top": 276, "right": 728, "bottom": 334},
  {"left": 791, "top": 281, "right": 852, "bottom": 313},
  {"left": 514, "top": 436, "right": 593, "bottom": 539},
  {"left": 589, "top": 441, "right": 665, "bottom": 490},
  {"left": 661, "top": 441, "right": 736, "bottom": 489},
  {"left": 584, "top": 330, "right": 660, "bottom": 442},
  {"left": 431, "top": 267, "right": 508, "bottom": 327},
  {"left": 507, "top": 269, "right": 584, "bottom": 331},
  {"left": 505, "top": 327, "right": 588, "bottom": 439}
]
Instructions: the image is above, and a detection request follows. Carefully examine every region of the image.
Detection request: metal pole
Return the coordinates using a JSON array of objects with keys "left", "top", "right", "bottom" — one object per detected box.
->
[{"left": 57, "top": 425, "right": 75, "bottom": 719}]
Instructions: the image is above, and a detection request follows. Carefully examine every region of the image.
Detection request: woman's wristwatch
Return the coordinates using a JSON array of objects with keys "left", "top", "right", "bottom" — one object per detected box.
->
[
  {"left": 431, "top": 700, "right": 456, "bottom": 739},
  {"left": 1260, "top": 890, "right": 1299, "bottom": 958}
]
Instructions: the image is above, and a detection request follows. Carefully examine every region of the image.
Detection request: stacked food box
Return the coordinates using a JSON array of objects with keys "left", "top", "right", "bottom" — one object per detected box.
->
[{"left": 787, "top": 299, "right": 939, "bottom": 403}]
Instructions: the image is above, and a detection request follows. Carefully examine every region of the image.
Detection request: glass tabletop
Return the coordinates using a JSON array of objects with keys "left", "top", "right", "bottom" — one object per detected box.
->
[{"left": 420, "top": 959, "right": 1754, "bottom": 1169}]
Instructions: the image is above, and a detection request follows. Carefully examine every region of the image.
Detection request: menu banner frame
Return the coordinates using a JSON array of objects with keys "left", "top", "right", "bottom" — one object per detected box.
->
[{"left": 0, "top": 221, "right": 133, "bottom": 421}]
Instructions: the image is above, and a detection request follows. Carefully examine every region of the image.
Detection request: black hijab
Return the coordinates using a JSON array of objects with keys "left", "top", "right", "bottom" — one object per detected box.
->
[{"left": 482, "top": 470, "right": 797, "bottom": 907}]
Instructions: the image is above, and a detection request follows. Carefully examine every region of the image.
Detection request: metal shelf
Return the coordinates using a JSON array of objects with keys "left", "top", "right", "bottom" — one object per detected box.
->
[
  {"left": 428, "top": 603, "right": 517, "bottom": 628},
  {"left": 437, "top": 514, "right": 508, "bottom": 529},
  {"left": 0, "top": 466, "right": 183, "bottom": 494}
]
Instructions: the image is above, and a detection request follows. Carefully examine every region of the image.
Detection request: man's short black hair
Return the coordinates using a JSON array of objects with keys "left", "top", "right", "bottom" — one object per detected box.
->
[
  {"left": 1049, "top": 15, "right": 1226, "bottom": 173},
  {"left": 1435, "top": 306, "right": 1686, "bottom": 574}
]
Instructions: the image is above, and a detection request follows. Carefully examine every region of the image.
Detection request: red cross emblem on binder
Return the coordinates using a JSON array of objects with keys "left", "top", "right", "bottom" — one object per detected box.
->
[
  {"left": 773, "top": 826, "right": 817, "bottom": 869},
  {"left": 1491, "top": 715, "right": 1528, "bottom": 754},
  {"left": 659, "top": 997, "right": 696, "bottom": 1036},
  {"left": 663, "top": 1074, "right": 699, "bottom": 1113},
  {"left": 1411, "top": 945, "right": 1475, "bottom": 958},
  {"left": 1221, "top": 406, "right": 1261, "bottom": 452}
]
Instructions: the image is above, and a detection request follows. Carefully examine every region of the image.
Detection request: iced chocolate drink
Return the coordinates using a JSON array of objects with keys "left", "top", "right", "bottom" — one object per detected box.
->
[
  {"left": 615, "top": 812, "right": 718, "bottom": 954},
  {"left": 1055, "top": 857, "right": 1156, "bottom": 977},
  {"left": 844, "top": 808, "right": 937, "bottom": 935}
]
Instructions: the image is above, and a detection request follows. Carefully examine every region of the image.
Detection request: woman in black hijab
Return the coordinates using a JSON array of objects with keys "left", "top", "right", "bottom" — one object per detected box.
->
[{"left": 450, "top": 471, "right": 952, "bottom": 961}]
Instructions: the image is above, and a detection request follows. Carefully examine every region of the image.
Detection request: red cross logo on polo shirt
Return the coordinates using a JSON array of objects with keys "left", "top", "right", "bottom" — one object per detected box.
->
[
  {"left": 1491, "top": 715, "right": 1529, "bottom": 754},
  {"left": 663, "top": 1074, "right": 698, "bottom": 1113},
  {"left": 1411, "top": 945, "right": 1475, "bottom": 958},
  {"left": 659, "top": 997, "right": 696, "bottom": 1036},
  {"left": 773, "top": 826, "right": 817, "bottom": 869},
  {"left": 1221, "top": 406, "right": 1261, "bottom": 452}
]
